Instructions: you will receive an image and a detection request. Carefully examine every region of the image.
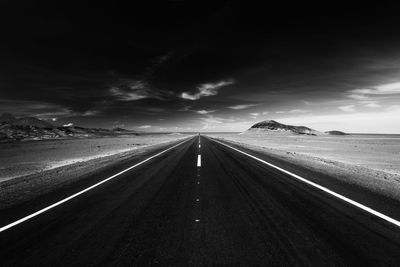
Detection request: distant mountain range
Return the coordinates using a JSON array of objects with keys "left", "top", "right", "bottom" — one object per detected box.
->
[
  {"left": 246, "top": 120, "right": 347, "bottom": 136},
  {"left": 0, "top": 113, "right": 138, "bottom": 142}
]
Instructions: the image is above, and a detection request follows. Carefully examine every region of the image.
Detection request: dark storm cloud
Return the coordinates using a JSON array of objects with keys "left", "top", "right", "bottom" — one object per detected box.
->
[{"left": 1, "top": 1, "right": 400, "bottom": 131}]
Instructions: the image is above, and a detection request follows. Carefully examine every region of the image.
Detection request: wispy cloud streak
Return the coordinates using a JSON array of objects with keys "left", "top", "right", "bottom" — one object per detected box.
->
[
  {"left": 228, "top": 104, "right": 258, "bottom": 110},
  {"left": 181, "top": 79, "right": 234, "bottom": 100},
  {"left": 110, "top": 80, "right": 172, "bottom": 101}
]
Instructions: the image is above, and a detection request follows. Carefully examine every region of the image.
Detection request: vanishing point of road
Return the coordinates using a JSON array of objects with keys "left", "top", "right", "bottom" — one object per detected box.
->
[{"left": 0, "top": 135, "right": 399, "bottom": 266}]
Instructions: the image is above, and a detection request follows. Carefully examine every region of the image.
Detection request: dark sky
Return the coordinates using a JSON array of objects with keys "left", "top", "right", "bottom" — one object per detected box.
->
[{"left": 1, "top": 1, "right": 400, "bottom": 132}]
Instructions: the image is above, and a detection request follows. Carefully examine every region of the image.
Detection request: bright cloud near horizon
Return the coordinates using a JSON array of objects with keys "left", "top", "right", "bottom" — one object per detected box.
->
[{"left": 1, "top": 3, "right": 400, "bottom": 133}]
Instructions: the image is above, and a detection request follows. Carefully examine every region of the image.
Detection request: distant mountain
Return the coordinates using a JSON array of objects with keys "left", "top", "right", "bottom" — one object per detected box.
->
[
  {"left": 112, "top": 127, "right": 131, "bottom": 132},
  {"left": 0, "top": 113, "right": 16, "bottom": 122},
  {"left": 0, "top": 113, "right": 54, "bottom": 128},
  {"left": 13, "top": 117, "right": 55, "bottom": 128},
  {"left": 0, "top": 113, "right": 138, "bottom": 142},
  {"left": 246, "top": 120, "right": 323, "bottom": 135},
  {"left": 325, "top": 130, "right": 348, "bottom": 135}
]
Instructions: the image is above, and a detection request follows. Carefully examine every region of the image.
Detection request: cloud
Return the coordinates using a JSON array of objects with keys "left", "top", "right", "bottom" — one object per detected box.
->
[
  {"left": 181, "top": 92, "right": 200, "bottom": 100},
  {"left": 338, "top": 104, "right": 355, "bottom": 112},
  {"left": 385, "top": 104, "right": 400, "bottom": 111},
  {"left": 138, "top": 125, "right": 151, "bottom": 128},
  {"left": 200, "top": 116, "right": 223, "bottom": 124},
  {"left": 196, "top": 110, "right": 215, "bottom": 114},
  {"left": 350, "top": 82, "right": 400, "bottom": 95},
  {"left": 272, "top": 109, "right": 308, "bottom": 114},
  {"left": 289, "top": 109, "right": 308, "bottom": 113},
  {"left": 82, "top": 110, "right": 101, "bottom": 116},
  {"left": 362, "top": 101, "right": 381, "bottom": 108},
  {"left": 110, "top": 87, "right": 147, "bottom": 101},
  {"left": 109, "top": 80, "right": 147, "bottom": 101},
  {"left": 249, "top": 112, "right": 259, "bottom": 117},
  {"left": 199, "top": 115, "right": 238, "bottom": 126},
  {"left": 195, "top": 115, "right": 260, "bottom": 132},
  {"left": 228, "top": 104, "right": 258, "bottom": 110},
  {"left": 110, "top": 80, "right": 171, "bottom": 101},
  {"left": 179, "top": 106, "right": 216, "bottom": 114},
  {"left": 348, "top": 94, "right": 370, "bottom": 100},
  {"left": 347, "top": 81, "right": 400, "bottom": 101},
  {"left": 180, "top": 79, "right": 234, "bottom": 100}
]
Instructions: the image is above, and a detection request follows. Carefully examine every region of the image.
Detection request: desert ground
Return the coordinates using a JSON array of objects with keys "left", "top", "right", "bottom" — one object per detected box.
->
[
  {"left": 206, "top": 132, "right": 400, "bottom": 201},
  {"left": 1, "top": 132, "right": 400, "bottom": 210},
  {"left": 0, "top": 134, "right": 192, "bottom": 209},
  {"left": 0, "top": 134, "right": 189, "bottom": 182}
]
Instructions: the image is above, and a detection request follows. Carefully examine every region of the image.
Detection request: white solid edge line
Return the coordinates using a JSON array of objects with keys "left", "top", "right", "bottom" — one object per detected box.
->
[
  {"left": 0, "top": 137, "right": 192, "bottom": 233},
  {"left": 197, "top": 154, "right": 201, "bottom": 167},
  {"left": 211, "top": 138, "right": 400, "bottom": 228}
]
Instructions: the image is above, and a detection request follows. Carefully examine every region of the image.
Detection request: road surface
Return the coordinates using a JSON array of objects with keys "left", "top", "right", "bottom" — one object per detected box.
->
[{"left": 0, "top": 135, "right": 399, "bottom": 266}]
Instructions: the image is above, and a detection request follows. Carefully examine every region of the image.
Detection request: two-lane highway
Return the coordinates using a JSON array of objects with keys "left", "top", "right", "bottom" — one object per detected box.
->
[{"left": 0, "top": 135, "right": 399, "bottom": 266}]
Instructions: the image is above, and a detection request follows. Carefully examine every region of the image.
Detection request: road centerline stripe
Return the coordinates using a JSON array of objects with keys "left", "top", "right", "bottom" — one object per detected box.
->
[
  {"left": 210, "top": 137, "right": 400, "bottom": 228},
  {"left": 0, "top": 137, "right": 193, "bottom": 233},
  {"left": 197, "top": 154, "right": 201, "bottom": 167}
]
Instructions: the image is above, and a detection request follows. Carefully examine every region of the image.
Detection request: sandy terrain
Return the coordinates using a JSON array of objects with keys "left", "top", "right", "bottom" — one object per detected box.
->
[
  {"left": 206, "top": 132, "right": 400, "bottom": 201},
  {"left": 0, "top": 134, "right": 190, "bottom": 182},
  {"left": 1, "top": 132, "right": 399, "bottom": 210},
  {"left": 0, "top": 134, "right": 192, "bottom": 209}
]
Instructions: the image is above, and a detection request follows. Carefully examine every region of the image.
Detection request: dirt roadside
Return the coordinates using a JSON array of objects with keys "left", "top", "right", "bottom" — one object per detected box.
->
[{"left": 0, "top": 138, "right": 190, "bottom": 210}]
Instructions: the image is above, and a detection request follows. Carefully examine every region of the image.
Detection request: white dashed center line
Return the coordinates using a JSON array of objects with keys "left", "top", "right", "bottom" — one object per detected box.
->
[{"left": 194, "top": 134, "right": 202, "bottom": 224}]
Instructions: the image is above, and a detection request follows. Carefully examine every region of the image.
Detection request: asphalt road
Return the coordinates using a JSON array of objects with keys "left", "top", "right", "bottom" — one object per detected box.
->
[{"left": 0, "top": 135, "right": 400, "bottom": 266}]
